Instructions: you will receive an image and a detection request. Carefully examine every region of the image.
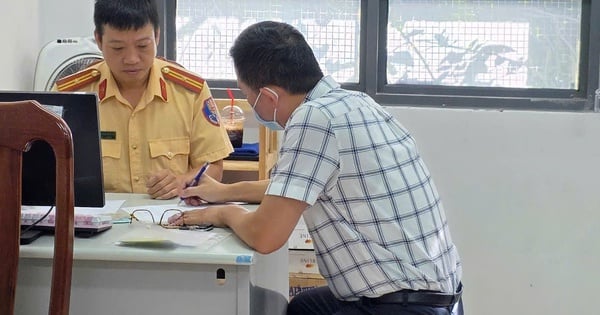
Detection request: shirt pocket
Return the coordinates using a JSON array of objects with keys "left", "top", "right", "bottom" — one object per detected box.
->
[
  {"left": 101, "top": 140, "right": 121, "bottom": 191},
  {"left": 148, "top": 137, "right": 190, "bottom": 174},
  {"left": 101, "top": 140, "right": 121, "bottom": 159}
]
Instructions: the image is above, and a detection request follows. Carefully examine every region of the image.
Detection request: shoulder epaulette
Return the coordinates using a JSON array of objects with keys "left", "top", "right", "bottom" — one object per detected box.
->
[
  {"left": 55, "top": 68, "right": 101, "bottom": 91},
  {"left": 161, "top": 65, "right": 204, "bottom": 94},
  {"left": 157, "top": 56, "right": 185, "bottom": 68}
]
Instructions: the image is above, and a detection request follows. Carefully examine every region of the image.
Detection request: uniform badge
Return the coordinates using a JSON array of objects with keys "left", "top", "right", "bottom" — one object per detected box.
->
[
  {"left": 159, "top": 78, "right": 167, "bottom": 101},
  {"left": 56, "top": 68, "right": 101, "bottom": 91},
  {"left": 98, "top": 79, "right": 107, "bottom": 100},
  {"left": 161, "top": 65, "right": 204, "bottom": 93},
  {"left": 202, "top": 97, "right": 220, "bottom": 126}
]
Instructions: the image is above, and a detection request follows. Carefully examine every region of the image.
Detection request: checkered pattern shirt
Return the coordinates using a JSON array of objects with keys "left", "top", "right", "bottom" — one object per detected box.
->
[{"left": 267, "top": 76, "right": 462, "bottom": 301}]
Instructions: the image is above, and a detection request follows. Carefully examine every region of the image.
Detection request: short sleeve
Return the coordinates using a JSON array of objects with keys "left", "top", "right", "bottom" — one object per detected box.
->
[{"left": 267, "top": 105, "right": 339, "bottom": 205}]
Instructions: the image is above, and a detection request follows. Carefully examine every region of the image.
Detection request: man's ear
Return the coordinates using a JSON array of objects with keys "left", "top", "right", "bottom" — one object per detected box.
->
[
  {"left": 262, "top": 86, "right": 280, "bottom": 105},
  {"left": 93, "top": 31, "right": 102, "bottom": 51},
  {"left": 155, "top": 28, "right": 161, "bottom": 46}
]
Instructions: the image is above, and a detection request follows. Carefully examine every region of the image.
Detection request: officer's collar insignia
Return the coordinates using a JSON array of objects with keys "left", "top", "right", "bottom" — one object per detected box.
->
[
  {"left": 159, "top": 78, "right": 168, "bottom": 101},
  {"left": 98, "top": 79, "right": 107, "bottom": 100}
]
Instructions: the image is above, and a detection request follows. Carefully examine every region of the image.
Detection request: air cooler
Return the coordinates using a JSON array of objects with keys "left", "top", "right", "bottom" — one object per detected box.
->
[{"left": 33, "top": 37, "right": 103, "bottom": 91}]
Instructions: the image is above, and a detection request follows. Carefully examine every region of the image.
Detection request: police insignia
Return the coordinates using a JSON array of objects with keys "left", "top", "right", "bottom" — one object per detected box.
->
[
  {"left": 98, "top": 79, "right": 107, "bottom": 100},
  {"left": 55, "top": 68, "right": 101, "bottom": 91},
  {"left": 161, "top": 66, "right": 204, "bottom": 93},
  {"left": 159, "top": 78, "right": 167, "bottom": 101},
  {"left": 203, "top": 97, "right": 220, "bottom": 126}
]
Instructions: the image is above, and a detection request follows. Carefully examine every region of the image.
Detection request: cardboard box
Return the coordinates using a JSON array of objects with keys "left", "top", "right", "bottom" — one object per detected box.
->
[
  {"left": 288, "top": 217, "right": 314, "bottom": 250},
  {"left": 288, "top": 227, "right": 314, "bottom": 249},
  {"left": 288, "top": 249, "right": 320, "bottom": 274},
  {"left": 289, "top": 272, "right": 327, "bottom": 299}
]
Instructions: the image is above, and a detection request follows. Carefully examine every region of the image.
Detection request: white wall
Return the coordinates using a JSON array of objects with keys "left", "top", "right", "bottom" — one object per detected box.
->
[
  {"left": 0, "top": 0, "right": 94, "bottom": 91},
  {"left": 3, "top": 1, "right": 600, "bottom": 314},
  {"left": 0, "top": 1, "right": 39, "bottom": 90},
  {"left": 37, "top": 0, "right": 94, "bottom": 48},
  {"left": 388, "top": 106, "right": 600, "bottom": 314}
]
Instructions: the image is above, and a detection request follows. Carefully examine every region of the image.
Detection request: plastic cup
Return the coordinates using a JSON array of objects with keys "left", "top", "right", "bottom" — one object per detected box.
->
[{"left": 221, "top": 105, "right": 245, "bottom": 148}]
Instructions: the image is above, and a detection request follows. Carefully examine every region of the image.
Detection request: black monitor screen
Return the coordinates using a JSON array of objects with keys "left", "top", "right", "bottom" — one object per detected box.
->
[{"left": 0, "top": 91, "right": 104, "bottom": 207}]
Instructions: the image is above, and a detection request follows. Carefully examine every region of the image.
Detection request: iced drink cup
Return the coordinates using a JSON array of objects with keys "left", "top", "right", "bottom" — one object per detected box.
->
[
  {"left": 221, "top": 105, "right": 245, "bottom": 148},
  {"left": 224, "top": 118, "right": 245, "bottom": 147}
]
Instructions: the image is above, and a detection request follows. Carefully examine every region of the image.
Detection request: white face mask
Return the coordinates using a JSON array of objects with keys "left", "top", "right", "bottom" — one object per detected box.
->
[{"left": 252, "top": 87, "right": 284, "bottom": 130}]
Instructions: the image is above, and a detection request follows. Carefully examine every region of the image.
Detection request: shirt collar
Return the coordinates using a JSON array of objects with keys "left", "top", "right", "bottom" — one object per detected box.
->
[
  {"left": 304, "top": 75, "right": 340, "bottom": 102},
  {"left": 98, "top": 59, "right": 167, "bottom": 104},
  {"left": 147, "top": 61, "right": 168, "bottom": 102}
]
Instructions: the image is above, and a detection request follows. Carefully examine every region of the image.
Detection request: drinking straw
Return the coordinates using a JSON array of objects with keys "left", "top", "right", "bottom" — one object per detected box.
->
[{"left": 226, "top": 88, "right": 235, "bottom": 120}]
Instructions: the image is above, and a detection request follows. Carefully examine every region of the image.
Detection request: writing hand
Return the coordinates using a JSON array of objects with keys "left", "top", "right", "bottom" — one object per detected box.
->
[
  {"left": 179, "top": 162, "right": 210, "bottom": 204},
  {"left": 180, "top": 174, "right": 227, "bottom": 204}
]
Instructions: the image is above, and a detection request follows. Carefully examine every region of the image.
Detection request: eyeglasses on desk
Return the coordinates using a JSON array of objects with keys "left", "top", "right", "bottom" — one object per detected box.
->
[{"left": 128, "top": 209, "right": 213, "bottom": 231}]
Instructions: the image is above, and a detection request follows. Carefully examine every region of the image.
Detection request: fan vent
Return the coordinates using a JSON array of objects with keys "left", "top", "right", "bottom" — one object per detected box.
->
[
  {"left": 46, "top": 55, "right": 103, "bottom": 91},
  {"left": 33, "top": 37, "right": 103, "bottom": 91},
  {"left": 55, "top": 57, "right": 102, "bottom": 82}
]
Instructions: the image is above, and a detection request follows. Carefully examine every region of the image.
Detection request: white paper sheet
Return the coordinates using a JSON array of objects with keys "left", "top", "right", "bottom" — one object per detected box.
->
[
  {"left": 115, "top": 225, "right": 230, "bottom": 248},
  {"left": 117, "top": 203, "right": 231, "bottom": 248}
]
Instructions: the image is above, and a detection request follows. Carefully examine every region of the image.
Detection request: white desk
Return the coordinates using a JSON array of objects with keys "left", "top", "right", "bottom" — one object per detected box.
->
[{"left": 16, "top": 193, "right": 288, "bottom": 315}]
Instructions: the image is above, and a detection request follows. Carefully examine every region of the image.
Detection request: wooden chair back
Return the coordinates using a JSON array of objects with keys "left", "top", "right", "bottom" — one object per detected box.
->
[{"left": 0, "top": 100, "right": 75, "bottom": 315}]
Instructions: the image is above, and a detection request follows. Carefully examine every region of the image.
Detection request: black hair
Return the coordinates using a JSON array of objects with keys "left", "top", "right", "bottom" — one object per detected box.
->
[
  {"left": 230, "top": 21, "right": 324, "bottom": 94},
  {"left": 94, "top": 0, "right": 160, "bottom": 37}
]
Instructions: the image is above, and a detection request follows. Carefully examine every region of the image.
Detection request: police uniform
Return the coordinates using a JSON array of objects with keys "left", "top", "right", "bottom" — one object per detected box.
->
[{"left": 55, "top": 58, "right": 234, "bottom": 193}]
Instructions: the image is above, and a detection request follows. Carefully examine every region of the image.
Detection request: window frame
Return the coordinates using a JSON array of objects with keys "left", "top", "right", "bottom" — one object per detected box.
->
[{"left": 160, "top": 0, "right": 600, "bottom": 111}]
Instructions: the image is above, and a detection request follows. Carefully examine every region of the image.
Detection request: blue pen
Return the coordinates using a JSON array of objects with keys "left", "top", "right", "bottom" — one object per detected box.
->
[
  {"left": 189, "top": 162, "right": 210, "bottom": 187},
  {"left": 179, "top": 162, "right": 209, "bottom": 203}
]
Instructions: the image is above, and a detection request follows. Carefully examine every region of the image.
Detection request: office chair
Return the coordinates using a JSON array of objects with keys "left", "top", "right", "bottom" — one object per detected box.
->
[{"left": 0, "top": 100, "right": 75, "bottom": 314}]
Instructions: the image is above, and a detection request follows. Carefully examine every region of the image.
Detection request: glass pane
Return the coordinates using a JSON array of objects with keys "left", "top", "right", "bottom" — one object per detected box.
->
[
  {"left": 387, "top": 0, "right": 582, "bottom": 89},
  {"left": 176, "top": 0, "right": 361, "bottom": 83}
]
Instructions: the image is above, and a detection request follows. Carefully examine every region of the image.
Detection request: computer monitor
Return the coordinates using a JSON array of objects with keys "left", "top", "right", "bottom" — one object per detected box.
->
[{"left": 0, "top": 91, "right": 104, "bottom": 207}]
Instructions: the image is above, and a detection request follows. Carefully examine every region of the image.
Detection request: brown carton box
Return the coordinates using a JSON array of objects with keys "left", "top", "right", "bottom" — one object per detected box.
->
[
  {"left": 289, "top": 272, "right": 327, "bottom": 299},
  {"left": 288, "top": 249, "right": 320, "bottom": 274}
]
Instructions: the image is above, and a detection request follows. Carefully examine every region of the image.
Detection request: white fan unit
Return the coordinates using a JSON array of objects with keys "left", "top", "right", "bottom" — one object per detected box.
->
[{"left": 33, "top": 37, "right": 103, "bottom": 91}]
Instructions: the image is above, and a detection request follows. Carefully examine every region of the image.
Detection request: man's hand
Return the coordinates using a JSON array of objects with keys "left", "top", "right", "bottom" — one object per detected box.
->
[
  {"left": 180, "top": 174, "right": 227, "bottom": 205},
  {"left": 166, "top": 204, "right": 246, "bottom": 228},
  {"left": 146, "top": 169, "right": 183, "bottom": 199}
]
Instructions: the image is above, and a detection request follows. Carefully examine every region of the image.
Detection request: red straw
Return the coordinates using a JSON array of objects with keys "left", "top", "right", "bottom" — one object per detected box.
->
[{"left": 226, "top": 88, "right": 235, "bottom": 120}]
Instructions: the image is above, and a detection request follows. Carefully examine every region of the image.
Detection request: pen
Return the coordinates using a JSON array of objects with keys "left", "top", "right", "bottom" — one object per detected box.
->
[
  {"left": 179, "top": 162, "right": 209, "bottom": 204},
  {"left": 189, "top": 162, "right": 210, "bottom": 187}
]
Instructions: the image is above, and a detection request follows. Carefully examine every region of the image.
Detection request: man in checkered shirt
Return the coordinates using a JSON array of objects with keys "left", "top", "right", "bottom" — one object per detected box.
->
[{"left": 171, "top": 21, "right": 463, "bottom": 315}]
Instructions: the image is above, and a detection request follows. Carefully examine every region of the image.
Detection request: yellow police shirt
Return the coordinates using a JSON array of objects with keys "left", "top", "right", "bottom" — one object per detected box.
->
[{"left": 54, "top": 58, "right": 233, "bottom": 193}]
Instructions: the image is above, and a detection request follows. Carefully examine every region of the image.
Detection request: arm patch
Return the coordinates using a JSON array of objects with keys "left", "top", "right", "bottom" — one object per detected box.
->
[{"left": 202, "top": 97, "right": 220, "bottom": 126}]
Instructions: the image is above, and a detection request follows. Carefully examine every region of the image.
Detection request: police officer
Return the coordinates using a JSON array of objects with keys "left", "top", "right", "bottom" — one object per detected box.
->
[{"left": 55, "top": 0, "right": 233, "bottom": 199}]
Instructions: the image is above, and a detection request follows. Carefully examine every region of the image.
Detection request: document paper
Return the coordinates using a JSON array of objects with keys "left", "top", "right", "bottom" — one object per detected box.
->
[{"left": 117, "top": 204, "right": 230, "bottom": 249}]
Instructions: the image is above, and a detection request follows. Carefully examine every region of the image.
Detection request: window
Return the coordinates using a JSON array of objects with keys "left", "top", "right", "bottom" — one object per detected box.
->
[
  {"left": 174, "top": 0, "right": 361, "bottom": 82},
  {"left": 387, "top": 1, "right": 581, "bottom": 90},
  {"left": 160, "top": 0, "right": 600, "bottom": 111}
]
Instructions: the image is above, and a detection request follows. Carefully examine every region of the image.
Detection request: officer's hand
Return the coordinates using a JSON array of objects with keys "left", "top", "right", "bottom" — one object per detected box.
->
[{"left": 146, "top": 169, "right": 182, "bottom": 199}]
